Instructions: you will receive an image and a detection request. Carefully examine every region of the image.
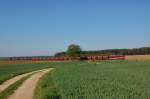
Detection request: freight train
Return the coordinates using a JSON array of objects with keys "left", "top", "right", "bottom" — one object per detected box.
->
[{"left": 8, "top": 55, "right": 125, "bottom": 61}]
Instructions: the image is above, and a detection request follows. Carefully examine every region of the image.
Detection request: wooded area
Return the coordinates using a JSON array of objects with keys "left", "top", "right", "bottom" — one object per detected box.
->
[{"left": 55, "top": 47, "right": 150, "bottom": 57}]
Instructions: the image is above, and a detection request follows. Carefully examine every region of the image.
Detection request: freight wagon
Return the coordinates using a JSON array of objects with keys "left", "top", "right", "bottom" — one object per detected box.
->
[{"left": 8, "top": 55, "right": 125, "bottom": 61}]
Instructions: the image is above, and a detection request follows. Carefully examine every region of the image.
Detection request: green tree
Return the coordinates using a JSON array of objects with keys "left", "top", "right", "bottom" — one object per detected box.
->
[{"left": 66, "top": 44, "right": 82, "bottom": 58}]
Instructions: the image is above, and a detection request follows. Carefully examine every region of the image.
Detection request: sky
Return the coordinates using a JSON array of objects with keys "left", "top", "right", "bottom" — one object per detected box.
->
[{"left": 0, "top": 0, "right": 150, "bottom": 57}]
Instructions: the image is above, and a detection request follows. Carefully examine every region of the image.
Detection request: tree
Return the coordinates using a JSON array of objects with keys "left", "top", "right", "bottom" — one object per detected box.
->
[{"left": 66, "top": 44, "right": 82, "bottom": 58}]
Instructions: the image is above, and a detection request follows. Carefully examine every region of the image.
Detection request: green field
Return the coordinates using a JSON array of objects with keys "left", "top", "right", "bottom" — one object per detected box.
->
[
  {"left": 35, "top": 61, "right": 150, "bottom": 99},
  {"left": 1, "top": 61, "right": 150, "bottom": 99},
  {"left": 0, "top": 61, "right": 55, "bottom": 84}
]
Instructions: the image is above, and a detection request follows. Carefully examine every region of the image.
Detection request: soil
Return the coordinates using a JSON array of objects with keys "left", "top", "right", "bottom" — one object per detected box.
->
[{"left": 126, "top": 55, "right": 150, "bottom": 60}]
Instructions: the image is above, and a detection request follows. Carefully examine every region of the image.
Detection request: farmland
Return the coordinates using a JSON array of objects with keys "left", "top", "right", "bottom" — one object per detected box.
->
[
  {"left": 35, "top": 61, "right": 150, "bottom": 99},
  {"left": 0, "top": 61, "right": 56, "bottom": 84},
  {"left": 0, "top": 60, "right": 150, "bottom": 99},
  {"left": 126, "top": 55, "right": 150, "bottom": 61}
]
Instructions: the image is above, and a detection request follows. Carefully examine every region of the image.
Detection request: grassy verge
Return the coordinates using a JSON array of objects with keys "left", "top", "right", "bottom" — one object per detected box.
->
[
  {"left": 34, "top": 70, "right": 62, "bottom": 99},
  {"left": 0, "top": 74, "right": 32, "bottom": 99}
]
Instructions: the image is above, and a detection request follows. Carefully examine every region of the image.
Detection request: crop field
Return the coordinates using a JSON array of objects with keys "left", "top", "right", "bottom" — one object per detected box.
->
[
  {"left": 1, "top": 60, "right": 150, "bottom": 99},
  {"left": 35, "top": 61, "right": 150, "bottom": 99},
  {"left": 126, "top": 55, "right": 150, "bottom": 61},
  {"left": 0, "top": 61, "right": 56, "bottom": 84}
]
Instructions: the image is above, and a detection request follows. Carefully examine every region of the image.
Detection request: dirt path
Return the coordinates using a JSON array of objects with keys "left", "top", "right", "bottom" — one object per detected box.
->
[
  {"left": 0, "top": 68, "right": 50, "bottom": 92},
  {"left": 7, "top": 68, "right": 53, "bottom": 99}
]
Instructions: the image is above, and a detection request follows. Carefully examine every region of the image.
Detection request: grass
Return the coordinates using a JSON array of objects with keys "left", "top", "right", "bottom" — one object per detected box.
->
[
  {"left": 34, "top": 61, "right": 150, "bottom": 99},
  {"left": 0, "top": 61, "right": 57, "bottom": 84},
  {"left": 34, "top": 70, "right": 62, "bottom": 99}
]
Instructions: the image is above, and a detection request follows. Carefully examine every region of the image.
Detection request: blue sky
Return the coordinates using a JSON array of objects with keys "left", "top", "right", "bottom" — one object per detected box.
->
[{"left": 0, "top": 0, "right": 150, "bottom": 57}]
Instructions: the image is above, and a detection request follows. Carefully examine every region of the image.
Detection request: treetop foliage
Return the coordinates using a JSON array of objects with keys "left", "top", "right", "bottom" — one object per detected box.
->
[{"left": 66, "top": 44, "right": 82, "bottom": 57}]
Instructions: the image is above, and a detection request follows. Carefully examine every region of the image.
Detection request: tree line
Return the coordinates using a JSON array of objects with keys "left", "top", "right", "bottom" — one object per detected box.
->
[
  {"left": 1, "top": 45, "right": 150, "bottom": 60},
  {"left": 55, "top": 47, "right": 150, "bottom": 57}
]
